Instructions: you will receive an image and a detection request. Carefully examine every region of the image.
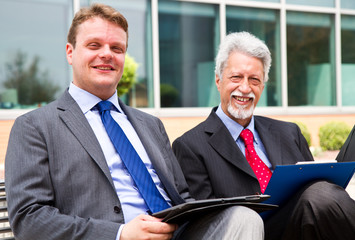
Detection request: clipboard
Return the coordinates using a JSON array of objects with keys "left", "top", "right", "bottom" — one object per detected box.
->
[
  {"left": 152, "top": 194, "right": 278, "bottom": 224},
  {"left": 263, "top": 161, "right": 355, "bottom": 207}
]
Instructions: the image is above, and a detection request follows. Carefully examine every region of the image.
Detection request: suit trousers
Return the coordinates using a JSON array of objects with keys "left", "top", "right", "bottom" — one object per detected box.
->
[
  {"left": 264, "top": 181, "right": 355, "bottom": 240},
  {"left": 173, "top": 206, "right": 264, "bottom": 240}
]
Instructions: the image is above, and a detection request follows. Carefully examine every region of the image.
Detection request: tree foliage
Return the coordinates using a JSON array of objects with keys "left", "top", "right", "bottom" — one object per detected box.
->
[
  {"left": 3, "top": 51, "right": 60, "bottom": 105},
  {"left": 117, "top": 53, "right": 138, "bottom": 97}
]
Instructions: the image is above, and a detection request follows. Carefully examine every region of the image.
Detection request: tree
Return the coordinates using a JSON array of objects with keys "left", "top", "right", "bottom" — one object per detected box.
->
[
  {"left": 117, "top": 53, "right": 138, "bottom": 97},
  {"left": 3, "top": 51, "right": 60, "bottom": 106}
]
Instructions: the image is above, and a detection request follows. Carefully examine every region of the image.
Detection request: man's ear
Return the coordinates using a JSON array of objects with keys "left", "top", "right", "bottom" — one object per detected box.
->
[
  {"left": 66, "top": 43, "right": 73, "bottom": 65},
  {"left": 215, "top": 74, "right": 221, "bottom": 92}
]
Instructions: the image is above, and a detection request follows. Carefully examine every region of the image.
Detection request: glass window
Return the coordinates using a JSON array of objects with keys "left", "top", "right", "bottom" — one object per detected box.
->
[
  {"left": 0, "top": 0, "right": 72, "bottom": 109},
  {"left": 341, "top": 15, "right": 355, "bottom": 106},
  {"left": 235, "top": 0, "right": 280, "bottom": 3},
  {"left": 81, "top": 0, "right": 154, "bottom": 108},
  {"left": 341, "top": 0, "right": 355, "bottom": 10},
  {"left": 286, "top": 0, "right": 334, "bottom": 7},
  {"left": 158, "top": 0, "right": 219, "bottom": 107},
  {"left": 226, "top": 6, "right": 281, "bottom": 107},
  {"left": 287, "top": 12, "right": 336, "bottom": 106}
]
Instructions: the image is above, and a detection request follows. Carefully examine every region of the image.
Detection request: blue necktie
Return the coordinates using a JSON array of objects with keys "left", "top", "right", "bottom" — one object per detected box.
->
[{"left": 96, "top": 101, "right": 170, "bottom": 213}]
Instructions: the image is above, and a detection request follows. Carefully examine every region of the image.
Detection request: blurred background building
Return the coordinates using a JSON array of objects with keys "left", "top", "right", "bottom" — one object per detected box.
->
[{"left": 1, "top": 0, "right": 355, "bottom": 117}]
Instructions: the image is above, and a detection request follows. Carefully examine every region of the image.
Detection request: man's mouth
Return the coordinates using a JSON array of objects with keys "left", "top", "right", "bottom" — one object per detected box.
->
[
  {"left": 234, "top": 96, "right": 252, "bottom": 102},
  {"left": 93, "top": 65, "right": 115, "bottom": 71}
]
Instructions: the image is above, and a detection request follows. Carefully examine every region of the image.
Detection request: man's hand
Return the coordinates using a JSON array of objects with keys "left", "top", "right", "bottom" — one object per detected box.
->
[{"left": 120, "top": 214, "right": 178, "bottom": 240}]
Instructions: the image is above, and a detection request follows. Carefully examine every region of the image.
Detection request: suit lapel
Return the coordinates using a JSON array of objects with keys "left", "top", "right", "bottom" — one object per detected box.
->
[
  {"left": 119, "top": 99, "right": 168, "bottom": 174},
  {"left": 205, "top": 111, "right": 257, "bottom": 179},
  {"left": 56, "top": 91, "right": 115, "bottom": 189},
  {"left": 119, "top": 100, "right": 185, "bottom": 204},
  {"left": 255, "top": 116, "right": 283, "bottom": 169}
]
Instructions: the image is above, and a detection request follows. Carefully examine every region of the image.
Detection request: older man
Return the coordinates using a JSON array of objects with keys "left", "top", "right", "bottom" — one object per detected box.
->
[{"left": 173, "top": 31, "right": 355, "bottom": 240}]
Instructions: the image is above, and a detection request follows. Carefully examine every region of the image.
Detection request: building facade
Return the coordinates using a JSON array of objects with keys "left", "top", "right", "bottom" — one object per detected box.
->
[{"left": 1, "top": 0, "right": 355, "bottom": 119}]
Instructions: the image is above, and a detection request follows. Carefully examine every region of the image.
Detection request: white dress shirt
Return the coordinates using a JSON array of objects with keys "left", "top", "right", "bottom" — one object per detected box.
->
[
  {"left": 68, "top": 83, "right": 171, "bottom": 238},
  {"left": 215, "top": 105, "right": 272, "bottom": 169}
]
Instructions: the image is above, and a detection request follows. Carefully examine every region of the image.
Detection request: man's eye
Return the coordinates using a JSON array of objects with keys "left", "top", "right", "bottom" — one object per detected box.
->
[
  {"left": 250, "top": 78, "right": 261, "bottom": 85},
  {"left": 231, "top": 76, "right": 242, "bottom": 81},
  {"left": 88, "top": 43, "right": 99, "bottom": 48},
  {"left": 112, "top": 47, "right": 124, "bottom": 53}
]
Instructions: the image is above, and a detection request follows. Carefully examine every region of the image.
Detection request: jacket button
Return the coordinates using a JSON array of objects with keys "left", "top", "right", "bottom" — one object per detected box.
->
[{"left": 114, "top": 206, "right": 121, "bottom": 213}]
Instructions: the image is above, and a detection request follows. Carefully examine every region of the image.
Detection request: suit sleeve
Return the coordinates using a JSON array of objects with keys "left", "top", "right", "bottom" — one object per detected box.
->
[
  {"left": 295, "top": 123, "right": 314, "bottom": 162},
  {"left": 155, "top": 118, "right": 193, "bottom": 203},
  {"left": 336, "top": 125, "right": 355, "bottom": 162},
  {"left": 5, "top": 115, "right": 120, "bottom": 240},
  {"left": 172, "top": 136, "right": 216, "bottom": 200}
]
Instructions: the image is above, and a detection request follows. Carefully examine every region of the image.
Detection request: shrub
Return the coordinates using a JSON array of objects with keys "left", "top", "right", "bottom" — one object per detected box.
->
[
  {"left": 117, "top": 54, "right": 138, "bottom": 97},
  {"left": 160, "top": 84, "right": 179, "bottom": 107},
  {"left": 319, "top": 121, "right": 351, "bottom": 151},
  {"left": 293, "top": 121, "right": 311, "bottom": 147}
]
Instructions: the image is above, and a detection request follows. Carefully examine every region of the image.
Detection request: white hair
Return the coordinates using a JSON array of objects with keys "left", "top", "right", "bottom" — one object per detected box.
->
[{"left": 215, "top": 32, "right": 272, "bottom": 82}]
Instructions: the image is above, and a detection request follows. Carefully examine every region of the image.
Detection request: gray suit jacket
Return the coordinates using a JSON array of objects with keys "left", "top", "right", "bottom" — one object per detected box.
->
[
  {"left": 5, "top": 90, "right": 190, "bottom": 240},
  {"left": 172, "top": 108, "right": 313, "bottom": 199}
]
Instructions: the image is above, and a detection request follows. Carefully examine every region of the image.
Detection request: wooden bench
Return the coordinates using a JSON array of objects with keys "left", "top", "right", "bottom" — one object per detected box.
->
[{"left": 0, "top": 181, "right": 14, "bottom": 240}]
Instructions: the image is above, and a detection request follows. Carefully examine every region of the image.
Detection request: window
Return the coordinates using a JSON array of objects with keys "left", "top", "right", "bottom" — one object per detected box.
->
[
  {"left": 287, "top": 11, "right": 336, "bottom": 106},
  {"left": 341, "top": 0, "right": 355, "bottom": 9},
  {"left": 0, "top": 0, "right": 72, "bottom": 109},
  {"left": 286, "top": 0, "right": 334, "bottom": 7},
  {"left": 235, "top": 0, "right": 280, "bottom": 3},
  {"left": 226, "top": 6, "right": 281, "bottom": 107},
  {"left": 158, "top": 0, "right": 219, "bottom": 107},
  {"left": 341, "top": 15, "right": 355, "bottom": 106},
  {"left": 1, "top": 0, "right": 355, "bottom": 113}
]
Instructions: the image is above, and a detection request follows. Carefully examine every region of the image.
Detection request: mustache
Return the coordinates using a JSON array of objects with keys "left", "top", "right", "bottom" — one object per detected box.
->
[{"left": 230, "top": 90, "right": 255, "bottom": 99}]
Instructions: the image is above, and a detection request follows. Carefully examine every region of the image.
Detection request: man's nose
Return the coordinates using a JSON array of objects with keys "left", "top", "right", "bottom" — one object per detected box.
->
[
  {"left": 99, "top": 45, "right": 113, "bottom": 59},
  {"left": 238, "top": 78, "right": 252, "bottom": 93}
]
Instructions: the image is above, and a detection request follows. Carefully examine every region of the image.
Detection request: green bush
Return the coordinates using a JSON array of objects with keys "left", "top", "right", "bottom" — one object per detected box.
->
[
  {"left": 293, "top": 121, "right": 311, "bottom": 147},
  {"left": 319, "top": 121, "right": 351, "bottom": 151},
  {"left": 117, "top": 54, "right": 138, "bottom": 97},
  {"left": 160, "top": 84, "right": 179, "bottom": 107}
]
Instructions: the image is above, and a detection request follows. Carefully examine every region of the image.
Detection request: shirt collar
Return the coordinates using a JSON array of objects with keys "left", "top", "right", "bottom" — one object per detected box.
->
[
  {"left": 215, "top": 104, "right": 256, "bottom": 142},
  {"left": 68, "top": 82, "right": 123, "bottom": 114}
]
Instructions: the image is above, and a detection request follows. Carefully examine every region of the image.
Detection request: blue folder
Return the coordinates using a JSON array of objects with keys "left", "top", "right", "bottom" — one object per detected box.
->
[{"left": 260, "top": 161, "right": 355, "bottom": 218}]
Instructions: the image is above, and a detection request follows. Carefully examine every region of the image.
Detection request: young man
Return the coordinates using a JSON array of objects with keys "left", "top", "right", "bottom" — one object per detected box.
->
[
  {"left": 5, "top": 4, "right": 263, "bottom": 240},
  {"left": 173, "top": 31, "right": 355, "bottom": 240}
]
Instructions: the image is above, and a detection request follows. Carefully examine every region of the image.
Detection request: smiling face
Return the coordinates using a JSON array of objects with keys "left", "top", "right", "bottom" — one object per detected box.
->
[
  {"left": 66, "top": 17, "right": 127, "bottom": 100},
  {"left": 216, "top": 51, "right": 265, "bottom": 127}
]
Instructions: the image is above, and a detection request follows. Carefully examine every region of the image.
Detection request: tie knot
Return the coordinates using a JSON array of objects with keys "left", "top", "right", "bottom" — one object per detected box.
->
[
  {"left": 240, "top": 129, "right": 254, "bottom": 146},
  {"left": 96, "top": 101, "right": 114, "bottom": 113}
]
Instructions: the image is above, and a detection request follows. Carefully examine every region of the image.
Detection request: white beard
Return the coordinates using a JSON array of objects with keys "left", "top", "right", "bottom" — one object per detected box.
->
[{"left": 227, "top": 91, "right": 255, "bottom": 120}]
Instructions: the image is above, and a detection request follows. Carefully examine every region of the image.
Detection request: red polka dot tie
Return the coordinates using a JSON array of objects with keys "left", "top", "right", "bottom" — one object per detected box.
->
[{"left": 240, "top": 129, "right": 272, "bottom": 193}]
